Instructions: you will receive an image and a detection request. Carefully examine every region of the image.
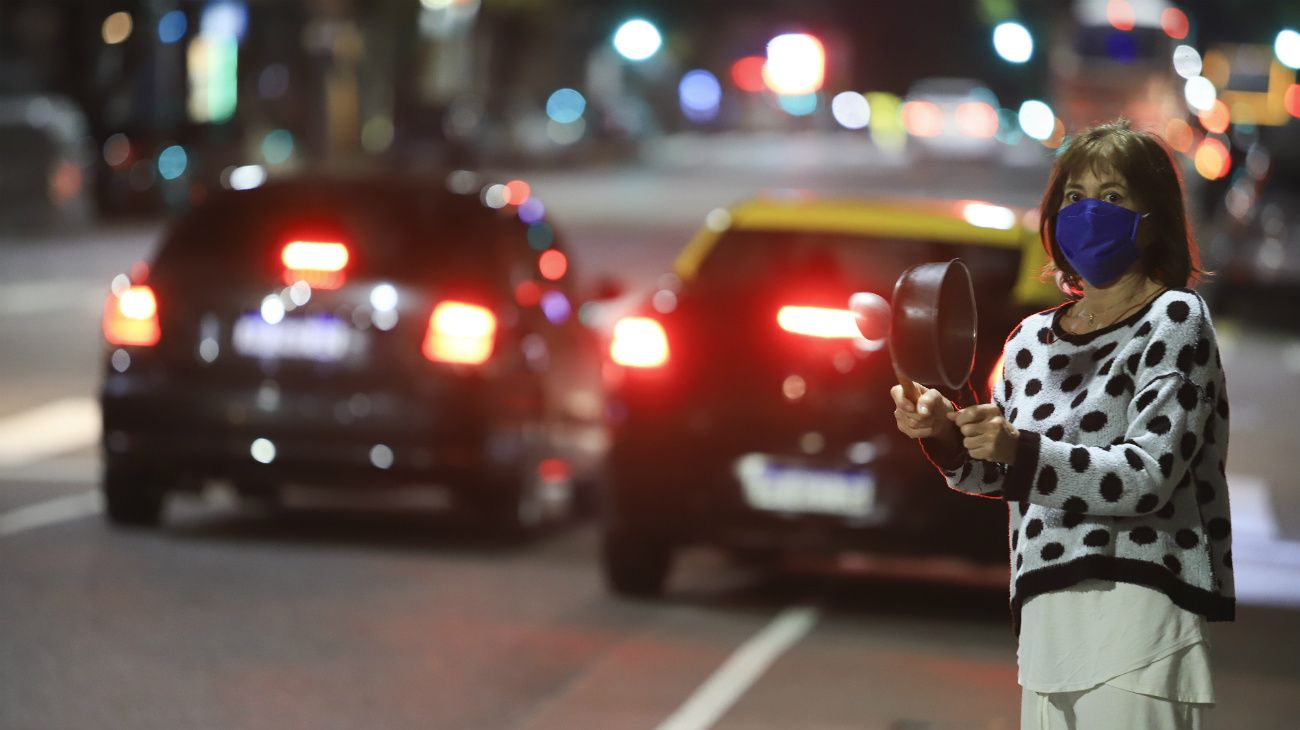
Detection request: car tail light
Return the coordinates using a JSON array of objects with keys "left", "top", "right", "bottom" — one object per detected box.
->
[
  {"left": 103, "top": 285, "right": 160, "bottom": 347},
  {"left": 777, "top": 306, "right": 860, "bottom": 339},
  {"left": 281, "top": 240, "right": 349, "bottom": 289},
  {"left": 987, "top": 350, "right": 1006, "bottom": 401},
  {"left": 422, "top": 301, "right": 496, "bottom": 365},
  {"left": 955, "top": 101, "right": 998, "bottom": 139},
  {"left": 610, "top": 317, "right": 668, "bottom": 368},
  {"left": 901, "top": 100, "right": 943, "bottom": 138}
]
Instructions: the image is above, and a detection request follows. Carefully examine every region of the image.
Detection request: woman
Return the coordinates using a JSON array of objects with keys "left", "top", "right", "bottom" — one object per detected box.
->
[{"left": 892, "top": 119, "right": 1234, "bottom": 729}]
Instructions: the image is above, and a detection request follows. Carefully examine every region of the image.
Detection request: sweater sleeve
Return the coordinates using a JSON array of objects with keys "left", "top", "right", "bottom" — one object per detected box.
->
[
  {"left": 1000, "top": 308, "right": 1220, "bottom": 517},
  {"left": 919, "top": 356, "right": 1014, "bottom": 500}
]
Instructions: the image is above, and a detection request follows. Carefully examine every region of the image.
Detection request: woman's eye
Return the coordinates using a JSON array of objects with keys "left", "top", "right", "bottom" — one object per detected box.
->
[
  {"left": 1066, "top": 192, "right": 1080, "bottom": 202},
  {"left": 1105, "top": 192, "right": 1123, "bottom": 203}
]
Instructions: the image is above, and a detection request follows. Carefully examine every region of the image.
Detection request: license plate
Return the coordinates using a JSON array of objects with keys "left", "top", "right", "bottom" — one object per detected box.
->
[
  {"left": 232, "top": 313, "right": 361, "bottom": 363},
  {"left": 735, "top": 453, "right": 876, "bottom": 518}
]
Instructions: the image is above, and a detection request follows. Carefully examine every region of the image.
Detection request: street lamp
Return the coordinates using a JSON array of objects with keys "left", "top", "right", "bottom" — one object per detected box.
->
[{"left": 613, "top": 19, "right": 662, "bottom": 62}]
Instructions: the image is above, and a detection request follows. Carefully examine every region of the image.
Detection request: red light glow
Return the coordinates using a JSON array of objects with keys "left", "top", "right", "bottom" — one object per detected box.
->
[
  {"left": 1161, "top": 8, "right": 1189, "bottom": 39},
  {"left": 610, "top": 317, "right": 668, "bottom": 368},
  {"left": 731, "top": 56, "right": 767, "bottom": 93},
  {"left": 103, "top": 285, "right": 161, "bottom": 347},
  {"left": 1194, "top": 138, "right": 1231, "bottom": 180},
  {"left": 514, "top": 280, "right": 542, "bottom": 307},
  {"left": 539, "top": 249, "right": 568, "bottom": 280},
  {"left": 777, "top": 306, "right": 860, "bottom": 339},
  {"left": 1164, "top": 118, "right": 1194, "bottom": 154},
  {"left": 1107, "top": 0, "right": 1136, "bottom": 31},
  {"left": 955, "top": 102, "right": 998, "bottom": 139},
  {"left": 422, "top": 301, "right": 497, "bottom": 365},
  {"left": 1198, "top": 100, "right": 1230, "bottom": 135},
  {"left": 505, "top": 179, "right": 531, "bottom": 205},
  {"left": 1286, "top": 84, "right": 1300, "bottom": 118},
  {"left": 281, "top": 240, "right": 349, "bottom": 289},
  {"left": 902, "top": 101, "right": 943, "bottom": 138}
]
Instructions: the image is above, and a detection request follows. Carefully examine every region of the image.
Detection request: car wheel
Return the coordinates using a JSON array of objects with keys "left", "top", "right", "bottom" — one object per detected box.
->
[
  {"left": 102, "top": 465, "right": 165, "bottom": 527},
  {"left": 601, "top": 527, "right": 674, "bottom": 598}
]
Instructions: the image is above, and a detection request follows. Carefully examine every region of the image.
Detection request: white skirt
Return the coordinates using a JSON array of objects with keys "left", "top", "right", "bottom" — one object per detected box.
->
[{"left": 1021, "top": 683, "right": 1211, "bottom": 730}]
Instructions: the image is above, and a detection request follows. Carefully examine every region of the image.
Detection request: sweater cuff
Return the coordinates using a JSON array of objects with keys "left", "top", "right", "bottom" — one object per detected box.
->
[
  {"left": 920, "top": 436, "right": 967, "bottom": 472},
  {"left": 1002, "top": 429, "right": 1041, "bottom": 502}
]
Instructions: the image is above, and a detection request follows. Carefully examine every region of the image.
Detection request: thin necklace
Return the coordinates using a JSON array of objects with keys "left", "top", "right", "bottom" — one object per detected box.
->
[{"left": 1074, "top": 286, "right": 1164, "bottom": 330}]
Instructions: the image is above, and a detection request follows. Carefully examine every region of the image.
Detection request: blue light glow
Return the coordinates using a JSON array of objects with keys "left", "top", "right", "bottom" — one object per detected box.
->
[
  {"left": 158, "top": 10, "right": 187, "bottom": 44},
  {"left": 679, "top": 70, "right": 722, "bottom": 123},
  {"left": 546, "top": 89, "right": 586, "bottom": 124}
]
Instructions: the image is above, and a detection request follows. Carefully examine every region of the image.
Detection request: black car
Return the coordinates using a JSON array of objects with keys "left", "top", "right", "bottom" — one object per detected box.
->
[
  {"left": 599, "top": 196, "right": 1062, "bottom": 596},
  {"left": 99, "top": 174, "right": 608, "bottom": 535}
]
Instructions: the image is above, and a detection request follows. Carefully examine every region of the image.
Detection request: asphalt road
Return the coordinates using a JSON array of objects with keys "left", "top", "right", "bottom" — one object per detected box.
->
[{"left": 3, "top": 155, "right": 1300, "bottom": 729}]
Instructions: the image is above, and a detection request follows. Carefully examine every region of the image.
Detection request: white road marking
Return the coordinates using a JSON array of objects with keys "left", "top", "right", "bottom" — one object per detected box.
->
[
  {"left": 655, "top": 606, "right": 820, "bottom": 730},
  {"left": 0, "top": 455, "right": 99, "bottom": 484},
  {"left": 0, "top": 490, "right": 101, "bottom": 537},
  {"left": 0, "top": 278, "right": 104, "bottom": 316},
  {"left": 0, "top": 398, "right": 101, "bottom": 468}
]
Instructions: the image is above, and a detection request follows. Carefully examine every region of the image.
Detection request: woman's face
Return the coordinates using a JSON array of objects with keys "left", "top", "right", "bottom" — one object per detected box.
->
[{"left": 1061, "top": 166, "right": 1140, "bottom": 213}]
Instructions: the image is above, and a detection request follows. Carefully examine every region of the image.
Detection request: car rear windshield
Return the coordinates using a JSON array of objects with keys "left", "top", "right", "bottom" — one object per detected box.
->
[
  {"left": 154, "top": 181, "right": 506, "bottom": 283},
  {"left": 693, "top": 229, "right": 1022, "bottom": 299}
]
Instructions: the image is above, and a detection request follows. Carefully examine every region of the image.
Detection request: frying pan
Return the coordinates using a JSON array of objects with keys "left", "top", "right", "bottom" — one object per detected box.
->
[{"left": 849, "top": 259, "right": 977, "bottom": 400}]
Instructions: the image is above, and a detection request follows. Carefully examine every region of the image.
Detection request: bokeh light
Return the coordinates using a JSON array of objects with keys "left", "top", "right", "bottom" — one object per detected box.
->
[
  {"left": 547, "top": 119, "right": 586, "bottom": 146},
  {"left": 505, "top": 179, "right": 531, "bottom": 205},
  {"left": 262, "top": 129, "right": 295, "bottom": 164},
  {"left": 539, "top": 250, "right": 568, "bottom": 280},
  {"left": 1198, "top": 100, "right": 1231, "bottom": 134},
  {"left": 545, "top": 88, "right": 586, "bottom": 124},
  {"left": 1018, "top": 100, "right": 1055, "bottom": 141},
  {"left": 158, "top": 10, "right": 187, "bottom": 44},
  {"left": 731, "top": 56, "right": 767, "bottom": 93},
  {"left": 764, "top": 34, "right": 825, "bottom": 95},
  {"left": 679, "top": 70, "right": 722, "bottom": 123},
  {"left": 1184, "top": 76, "right": 1216, "bottom": 112},
  {"left": 777, "top": 93, "right": 818, "bottom": 116},
  {"left": 1172, "top": 45, "right": 1202, "bottom": 79},
  {"left": 993, "top": 22, "right": 1033, "bottom": 64},
  {"left": 102, "top": 12, "right": 133, "bottom": 44},
  {"left": 1106, "top": 0, "right": 1135, "bottom": 32},
  {"left": 103, "top": 133, "right": 131, "bottom": 168},
  {"left": 901, "top": 100, "right": 943, "bottom": 137},
  {"left": 955, "top": 102, "right": 998, "bottom": 138},
  {"left": 613, "top": 19, "right": 662, "bottom": 62},
  {"left": 482, "top": 183, "right": 509, "bottom": 209},
  {"left": 1164, "top": 118, "right": 1194, "bottom": 154},
  {"left": 1161, "top": 8, "right": 1189, "bottom": 40},
  {"left": 527, "top": 222, "right": 554, "bottom": 250},
  {"left": 1286, "top": 84, "right": 1300, "bottom": 118},
  {"left": 157, "top": 145, "right": 188, "bottom": 180},
  {"left": 831, "top": 92, "right": 871, "bottom": 129},
  {"left": 1194, "top": 138, "right": 1231, "bottom": 180},
  {"left": 1277, "top": 29, "right": 1300, "bottom": 70},
  {"left": 518, "top": 198, "right": 546, "bottom": 225}
]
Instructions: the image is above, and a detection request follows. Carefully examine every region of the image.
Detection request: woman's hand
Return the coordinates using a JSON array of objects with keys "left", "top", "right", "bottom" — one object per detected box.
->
[
  {"left": 948, "top": 405, "right": 1019, "bottom": 464},
  {"left": 891, "top": 382, "right": 958, "bottom": 442}
]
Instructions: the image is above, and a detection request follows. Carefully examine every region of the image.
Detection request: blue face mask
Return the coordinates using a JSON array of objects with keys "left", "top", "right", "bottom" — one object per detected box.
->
[{"left": 1054, "top": 199, "right": 1145, "bottom": 287}]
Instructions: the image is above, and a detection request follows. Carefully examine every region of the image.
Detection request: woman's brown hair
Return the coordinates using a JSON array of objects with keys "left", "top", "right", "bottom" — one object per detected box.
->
[{"left": 1038, "top": 119, "right": 1204, "bottom": 295}]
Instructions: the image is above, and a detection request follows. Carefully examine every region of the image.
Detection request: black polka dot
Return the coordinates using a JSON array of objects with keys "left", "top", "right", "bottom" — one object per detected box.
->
[
  {"left": 1049, "top": 354, "right": 1071, "bottom": 371},
  {"left": 1083, "top": 529, "right": 1110, "bottom": 547},
  {"left": 1163, "top": 555, "right": 1182, "bottom": 574},
  {"left": 1016, "top": 348, "right": 1033, "bottom": 369},
  {"left": 1177, "top": 383, "right": 1199, "bottom": 411},
  {"left": 1176, "top": 529, "right": 1199, "bottom": 549},
  {"left": 1069, "top": 447, "right": 1090, "bottom": 473},
  {"left": 1106, "top": 375, "right": 1133, "bottom": 397},
  {"left": 1092, "top": 342, "right": 1118, "bottom": 361},
  {"left": 1036, "top": 466, "right": 1058, "bottom": 495},
  {"left": 1156, "top": 501, "right": 1176, "bottom": 519},
  {"left": 1025, "top": 379, "right": 1042, "bottom": 396},
  {"left": 1124, "top": 448, "right": 1144, "bottom": 471},
  {"left": 1018, "top": 500, "right": 1030, "bottom": 516},
  {"left": 1158, "top": 453, "right": 1174, "bottom": 478},
  {"left": 1217, "top": 397, "right": 1229, "bottom": 419},
  {"left": 1062, "top": 511, "right": 1086, "bottom": 528},
  {"left": 959, "top": 461, "right": 973, "bottom": 482},
  {"left": 1145, "top": 341, "right": 1167, "bottom": 368},
  {"left": 1060, "top": 373, "right": 1083, "bottom": 393},
  {"left": 1070, "top": 390, "right": 1089, "bottom": 409},
  {"left": 1208, "top": 517, "right": 1231, "bottom": 540},
  {"left": 1147, "top": 415, "right": 1171, "bottom": 435},
  {"left": 1129, "top": 526, "right": 1158, "bottom": 545},
  {"left": 1025, "top": 518, "right": 1044, "bottom": 539},
  {"left": 1177, "top": 345, "right": 1196, "bottom": 374},
  {"left": 1033, "top": 403, "right": 1055, "bottom": 420},
  {"left": 1135, "top": 321, "right": 1152, "bottom": 337},
  {"left": 1224, "top": 550, "right": 1232, "bottom": 569},
  {"left": 1080, "top": 411, "right": 1108, "bottom": 432},
  {"left": 982, "top": 462, "right": 1000, "bottom": 484},
  {"left": 1180, "top": 432, "right": 1198, "bottom": 460},
  {"left": 1037, "top": 327, "right": 1053, "bottom": 344},
  {"left": 1167, "top": 300, "right": 1191, "bottom": 323},
  {"left": 1100, "top": 473, "right": 1124, "bottom": 502},
  {"left": 1003, "top": 380, "right": 1013, "bottom": 401},
  {"left": 1195, "top": 338, "right": 1211, "bottom": 366},
  {"left": 1136, "top": 493, "right": 1159, "bottom": 513},
  {"left": 1203, "top": 419, "right": 1217, "bottom": 446},
  {"left": 1135, "top": 389, "right": 1158, "bottom": 412},
  {"left": 1125, "top": 354, "right": 1140, "bottom": 376},
  {"left": 1206, "top": 381, "right": 1217, "bottom": 402},
  {"left": 1011, "top": 530, "right": 1019, "bottom": 550},
  {"left": 1016, "top": 553, "right": 1024, "bottom": 570},
  {"left": 1097, "top": 359, "right": 1114, "bottom": 376},
  {"left": 1041, "top": 542, "right": 1065, "bottom": 561},
  {"left": 1197, "top": 482, "right": 1216, "bottom": 505},
  {"left": 1045, "top": 425, "right": 1065, "bottom": 440},
  {"left": 1176, "top": 472, "right": 1192, "bottom": 490},
  {"left": 1009, "top": 408, "right": 1019, "bottom": 421}
]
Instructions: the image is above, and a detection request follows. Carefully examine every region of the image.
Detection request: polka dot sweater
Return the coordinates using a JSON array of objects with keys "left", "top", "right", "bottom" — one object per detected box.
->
[{"left": 925, "top": 289, "right": 1234, "bottom": 634}]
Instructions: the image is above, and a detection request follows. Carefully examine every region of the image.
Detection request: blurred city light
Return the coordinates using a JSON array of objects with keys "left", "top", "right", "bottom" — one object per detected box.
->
[
  {"left": 518, "top": 198, "right": 546, "bottom": 225},
  {"left": 157, "top": 145, "right": 188, "bottom": 181},
  {"left": 506, "top": 179, "right": 531, "bottom": 205},
  {"left": 962, "top": 202, "right": 1016, "bottom": 230},
  {"left": 1164, "top": 118, "right": 1194, "bottom": 153},
  {"left": 369, "top": 445, "right": 394, "bottom": 470},
  {"left": 187, "top": 36, "right": 238, "bottom": 122},
  {"left": 200, "top": 1, "right": 248, "bottom": 40},
  {"left": 705, "top": 207, "right": 732, "bottom": 232},
  {"left": 527, "top": 222, "right": 554, "bottom": 250},
  {"left": 539, "top": 250, "right": 568, "bottom": 280},
  {"left": 361, "top": 117, "right": 395, "bottom": 153},
  {"left": 679, "top": 70, "right": 722, "bottom": 123},
  {"left": 1160, "top": 8, "right": 1189, "bottom": 40},
  {"left": 102, "top": 12, "right": 133, "bottom": 45},
  {"left": 1107, "top": 0, "right": 1136, "bottom": 32},
  {"left": 901, "top": 100, "right": 942, "bottom": 137},
  {"left": 995, "top": 108, "right": 1022, "bottom": 144},
  {"left": 482, "top": 183, "right": 509, "bottom": 209},
  {"left": 1287, "top": 84, "right": 1300, "bottom": 117},
  {"left": 261, "top": 129, "right": 294, "bottom": 164},
  {"left": 260, "top": 294, "right": 286, "bottom": 325},
  {"left": 611, "top": 318, "right": 668, "bottom": 368},
  {"left": 1277, "top": 29, "right": 1300, "bottom": 70},
  {"left": 1173, "top": 45, "right": 1202, "bottom": 79},
  {"left": 955, "top": 101, "right": 998, "bottom": 138},
  {"left": 777, "top": 93, "right": 818, "bottom": 116},
  {"left": 540, "top": 290, "right": 571, "bottom": 324},
  {"left": 613, "top": 19, "right": 662, "bottom": 62},
  {"left": 764, "top": 34, "right": 826, "bottom": 95},
  {"left": 1198, "top": 99, "right": 1231, "bottom": 134},
  {"left": 831, "top": 92, "right": 871, "bottom": 129},
  {"left": 1018, "top": 100, "right": 1055, "bottom": 140},
  {"left": 546, "top": 119, "right": 586, "bottom": 145},
  {"left": 545, "top": 88, "right": 586, "bottom": 124},
  {"left": 866, "top": 92, "right": 906, "bottom": 152},
  {"left": 370, "top": 284, "right": 399, "bottom": 312},
  {"left": 1184, "top": 76, "right": 1217, "bottom": 112},
  {"left": 731, "top": 56, "right": 767, "bottom": 93},
  {"left": 227, "top": 164, "right": 266, "bottom": 190},
  {"left": 103, "top": 133, "right": 131, "bottom": 168},
  {"left": 158, "top": 10, "right": 187, "bottom": 44},
  {"left": 446, "top": 170, "right": 478, "bottom": 195},
  {"left": 993, "top": 22, "right": 1034, "bottom": 64},
  {"left": 1194, "top": 137, "right": 1231, "bottom": 179},
  {"left": 250, "top": 438, "right": 276, "bottom": 465}
]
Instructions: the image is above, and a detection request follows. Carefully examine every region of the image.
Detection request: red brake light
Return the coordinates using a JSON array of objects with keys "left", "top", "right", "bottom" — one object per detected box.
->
[
  {"left": 955, "top": 101, "right": 998, "bottom": 139},
  {"left": 281, "top": 240, "right": 349, "bottom": 289},
  {"left": 777, "top": 306, "right": 860, "bottom": 339},
  {"left": 422, "top": 301, "right": 497, "bottom": 365},
  {"left": 902, "top": 100, "right": 943, "bottom": 138},
  {"left": 610, "top": 317, "right": 668, "bottom": 368},
  {"left": 103, "top": 285, "right": 160, "bottom": 347}
]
